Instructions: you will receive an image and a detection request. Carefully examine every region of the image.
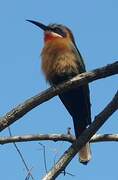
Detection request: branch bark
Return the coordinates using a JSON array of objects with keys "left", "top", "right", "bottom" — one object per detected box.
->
[
  {"left": 1, "top": 133, "right": 118, "bottom": 145},
  {"left": 42, "top": 91, "right": 118, "bottom": 180},
  {"left": 0, "top": 61, "right": 118, "bottom": 132}
]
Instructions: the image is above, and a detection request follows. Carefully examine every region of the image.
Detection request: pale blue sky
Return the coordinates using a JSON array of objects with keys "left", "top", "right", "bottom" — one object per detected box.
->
[{"left": 0, "top": 1, "right": 118, "bottom": 180}]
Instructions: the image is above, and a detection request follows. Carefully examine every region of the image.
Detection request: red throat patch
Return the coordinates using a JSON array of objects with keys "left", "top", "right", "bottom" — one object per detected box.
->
[
  {"left": 44, "top": 33, "right": 55, "bottom": 42},
  {"left": 44, "top": 32, "right": 62, "bottom": 42}
]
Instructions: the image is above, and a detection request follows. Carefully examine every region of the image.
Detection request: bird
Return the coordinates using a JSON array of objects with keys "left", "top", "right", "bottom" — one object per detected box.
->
[{"left": 27, "top": 19, "right": 92, "bottom": 164}]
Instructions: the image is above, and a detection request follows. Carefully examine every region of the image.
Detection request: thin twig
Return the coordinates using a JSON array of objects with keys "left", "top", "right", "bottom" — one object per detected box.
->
[
  {"left": 8, "top": 127, "right": 35, "bottom": 180},
  {"left": 39, "top": 142, "right": 48, "bottom": 173},
  {"left": 62, "top": 171, "right": 75, "bottom": 177},
  {"left": 0, "top": 61, "right": 117, "bottom": 132},
  {"left": 25, "top": 167, "right": 34, "bottom": 180}
]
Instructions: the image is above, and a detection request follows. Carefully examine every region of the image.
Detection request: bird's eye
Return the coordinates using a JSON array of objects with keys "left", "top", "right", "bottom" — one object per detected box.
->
[{"left": 53, "top": 27, "right": 66, "bottom": 37}]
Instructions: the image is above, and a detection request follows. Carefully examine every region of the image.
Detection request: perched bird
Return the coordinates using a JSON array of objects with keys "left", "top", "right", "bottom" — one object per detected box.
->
[{"left": 27, "top": 20, "right": 92, "bottom": 164}]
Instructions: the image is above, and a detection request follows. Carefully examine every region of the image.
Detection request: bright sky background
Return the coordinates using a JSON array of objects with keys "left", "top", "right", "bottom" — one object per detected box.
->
[{"left": 0, "top": 1, "right": 118, "bottom": 180}]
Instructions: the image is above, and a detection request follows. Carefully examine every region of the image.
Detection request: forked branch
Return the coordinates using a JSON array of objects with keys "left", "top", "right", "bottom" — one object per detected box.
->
[{"left": 42, "top": 91, "right": 118, "bottom": 180}]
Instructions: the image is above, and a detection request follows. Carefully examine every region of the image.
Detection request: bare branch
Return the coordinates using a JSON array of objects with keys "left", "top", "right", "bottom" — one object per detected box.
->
[
  {"left": 1, "top": 133, "right": 118, "bottom": 145},
  {"left": 0, "top": 134, "right": 75, "bottom": 144},
  {"left": 91, "top": 134, "right": 118, "bottom": 143},
  {"left": 0, "top": 61, "right": 117, "bottom": 132},
  {"left": 42, "top": 91, "right": 118, "bottom": 180}
]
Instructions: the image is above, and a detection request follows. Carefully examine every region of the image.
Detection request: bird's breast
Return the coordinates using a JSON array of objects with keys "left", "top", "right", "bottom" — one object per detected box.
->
[{"left": 41, "top": 41, "right": 79, "bottom": 84}]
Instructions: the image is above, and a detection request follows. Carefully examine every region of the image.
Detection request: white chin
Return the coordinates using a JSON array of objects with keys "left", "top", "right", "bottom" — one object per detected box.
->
[{"left": 51, "top": 32, "right": 63, "bottom": 38}]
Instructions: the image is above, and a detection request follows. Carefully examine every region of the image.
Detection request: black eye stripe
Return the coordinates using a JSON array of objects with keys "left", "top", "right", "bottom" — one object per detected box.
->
[
  {"left": 54, "top": 28, "right": 66, "bottom": 37},
  {"left": 54, "top": 27, "right": 62, "bottom": 33},
  {"left": 47, "top": 24, "right": 67, "bottom": 37}
]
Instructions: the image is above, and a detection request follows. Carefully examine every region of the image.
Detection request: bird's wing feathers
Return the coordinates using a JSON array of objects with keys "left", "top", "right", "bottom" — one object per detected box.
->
[
  {"left": 59, "top": 44, "right": 91, "bottom": 135},
  {"left": 72, "top": 43, "right": 86, "bottom": 73}
]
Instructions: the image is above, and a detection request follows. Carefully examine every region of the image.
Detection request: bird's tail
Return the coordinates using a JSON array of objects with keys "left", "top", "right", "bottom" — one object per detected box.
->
[
  {"left": 73, "top": 115, "right": 92, "bottom": 164},
  {"left": 79, "top": 142, "right": 91, "bottom": 165}
]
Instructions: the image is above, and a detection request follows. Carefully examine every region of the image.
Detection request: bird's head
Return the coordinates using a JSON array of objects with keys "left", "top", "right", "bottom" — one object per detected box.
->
[{"left": 26, "top": 20, "right": 76, "bottom": 45}]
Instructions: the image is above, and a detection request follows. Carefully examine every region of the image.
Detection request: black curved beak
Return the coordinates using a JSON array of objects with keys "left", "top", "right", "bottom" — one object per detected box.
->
[{"left": 26, "top": 19, "right": 50, "bottom": 31}]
